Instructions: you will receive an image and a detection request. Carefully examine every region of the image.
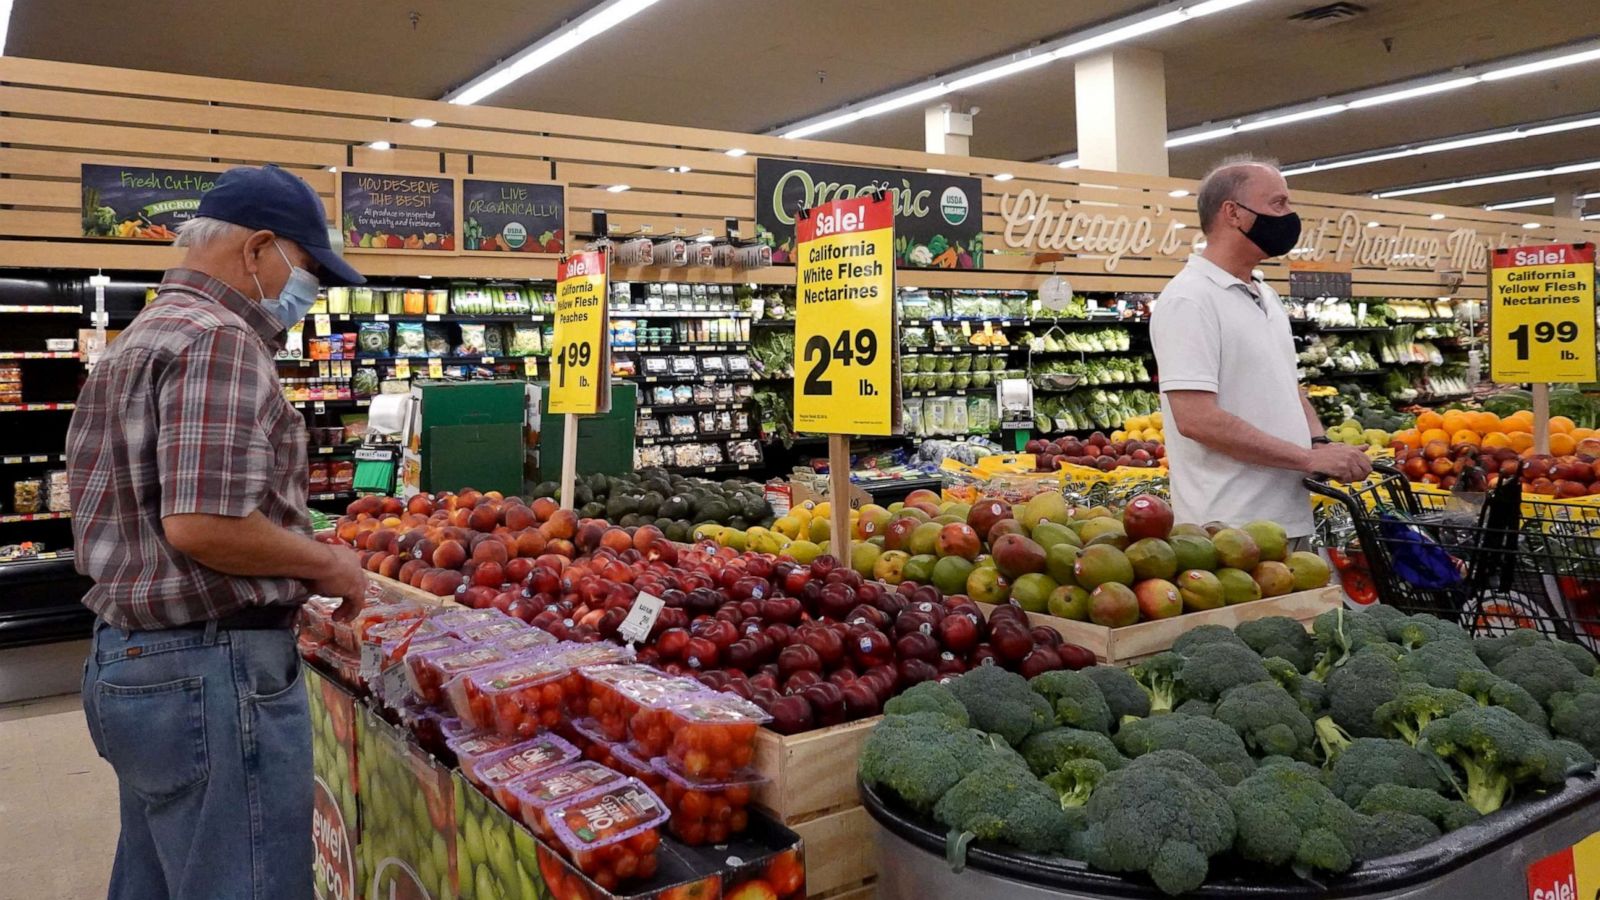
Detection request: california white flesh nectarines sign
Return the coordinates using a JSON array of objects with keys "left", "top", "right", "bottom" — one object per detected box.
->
[{"left": 1490, "top": 243, "right": 1596, "bottom": 384}]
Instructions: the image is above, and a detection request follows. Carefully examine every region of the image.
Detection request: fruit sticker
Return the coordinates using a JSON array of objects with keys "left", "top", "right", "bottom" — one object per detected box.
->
[
  {"left": 462, "top": 179, "right": 565, "bottom": 254},
  {"left": 340, "top": 171, "right": 458, "bottom": 253}
]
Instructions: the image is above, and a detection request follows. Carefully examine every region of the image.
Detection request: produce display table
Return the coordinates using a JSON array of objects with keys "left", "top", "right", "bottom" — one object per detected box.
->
[{"left": 861, "top": 777, "right": 1600, "bottom": 899}]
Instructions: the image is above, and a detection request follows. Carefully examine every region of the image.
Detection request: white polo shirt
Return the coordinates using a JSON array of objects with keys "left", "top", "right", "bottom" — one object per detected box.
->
[{"left": 1150, "top": 254, "right": 1314, "bottom": 537}]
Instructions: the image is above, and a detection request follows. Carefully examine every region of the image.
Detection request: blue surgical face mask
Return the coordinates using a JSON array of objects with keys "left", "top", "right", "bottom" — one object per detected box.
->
[{"left": 253, "top": 241, "right": 320, "bottom": 330}]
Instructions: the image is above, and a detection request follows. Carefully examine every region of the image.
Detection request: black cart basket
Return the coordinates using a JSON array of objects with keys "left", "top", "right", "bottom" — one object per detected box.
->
[{"left": 1307, "top": 462, "right": 1600, "bottom": 649}]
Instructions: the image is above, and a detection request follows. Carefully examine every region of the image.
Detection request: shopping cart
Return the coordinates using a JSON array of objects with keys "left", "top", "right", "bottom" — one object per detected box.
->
[{"left": 1307, "top": 462, "right": 1600, "bottom": 651}]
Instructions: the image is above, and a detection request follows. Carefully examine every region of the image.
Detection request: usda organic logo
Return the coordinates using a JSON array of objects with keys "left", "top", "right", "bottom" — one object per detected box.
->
[
  {"left": 502, "top": 222, "right": 528, "bottom": 250},
  {"left": 940, "top": 187, "right": 969, "bottom": 226}
]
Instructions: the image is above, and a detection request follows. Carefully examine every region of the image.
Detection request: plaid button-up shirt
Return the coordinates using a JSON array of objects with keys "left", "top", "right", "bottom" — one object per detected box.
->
[{"left": 67, "top": 268, "right": 310, "bottom": 630}]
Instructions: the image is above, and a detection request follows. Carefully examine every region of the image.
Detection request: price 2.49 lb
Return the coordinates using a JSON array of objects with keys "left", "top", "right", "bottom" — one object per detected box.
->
[
  {"left": 1507, "top": 321, "right": 1578, "bottom": 360},
  {"left": 802, "top": 329, "right": 879, "bottom": 396}
]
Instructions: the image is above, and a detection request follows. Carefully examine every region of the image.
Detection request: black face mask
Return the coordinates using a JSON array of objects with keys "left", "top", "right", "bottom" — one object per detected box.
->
[{"left": 1234, "top": 202, "right": 1302, "bottom": 257}]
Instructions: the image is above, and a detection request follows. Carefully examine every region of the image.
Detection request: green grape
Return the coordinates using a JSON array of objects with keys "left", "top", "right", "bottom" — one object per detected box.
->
[
  {"left": 516, "top": 863, "right": 540, "bottom": 900},
  {"left": 418, "top": 857, "right": 439, "bottom": 896},
  {"left": 439, "top": 871, "right": 453, "bottom": 900},
  {"left": 432, "top": 832, "right": 449, "bottom": 880},
  {"left": 487, "top": 826, "right": 515, "bottom": 884},
  {"left": 463, "top": 810, "right": 486, "bottom": 869},
  {"left": 475, "top": 863, "right": 498, "bottom": 900}
]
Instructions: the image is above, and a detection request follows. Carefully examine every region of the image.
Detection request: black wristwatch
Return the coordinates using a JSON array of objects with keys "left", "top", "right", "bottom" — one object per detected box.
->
[{"left": 1310, "top": 436, "right": 1332, "bottom": 446}]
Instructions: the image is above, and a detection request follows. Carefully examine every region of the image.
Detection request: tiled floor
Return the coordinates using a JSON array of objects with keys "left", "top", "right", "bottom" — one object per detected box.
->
[{"left": 0, "top": 693, "right": 117, "bottom": 899}]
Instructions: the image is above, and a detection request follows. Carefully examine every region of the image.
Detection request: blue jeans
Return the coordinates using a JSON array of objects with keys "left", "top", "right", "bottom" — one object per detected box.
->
[{"left": 82, "top": 619, "right": 313, "bottom": 900}]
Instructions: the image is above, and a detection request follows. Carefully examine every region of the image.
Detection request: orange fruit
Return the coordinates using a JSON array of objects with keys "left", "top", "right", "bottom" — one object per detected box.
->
[
  {"left": 1420, "top": 428, "right": 1450, "bottom": 446},
  {"left": 1471, "top": 412, "right": 1501, "bottom": 434},
  {"left": 1451, "top": 429, "right": 1481, "bottom": 447},
  {"left": 1572, "top": 427, "right": 1596, "bottom": 442},
  {"left": 1550, "top": 433, "right": 1577, "bottom": 456},
  {"left": 1396, "top": 429, "right": 1423, "bottom": 450},
  {"left": 1482, "top": 433, "right": 1512, "bottom": 450},
  {"left": 1509, "top": 432, "right": 1535, "bottom": 452},
  {"left": 1441, "top": 411, "right": 1470, "bottom": 435},
  {"left": 1416, "top": 411, "right": 1445, "bottom": 431},
  {"left": 1550, "top": 416, "right": 1576, "bottom": 434},
  {"left": 1508, "top": 410, "right": 1536, "bottom": 426}
]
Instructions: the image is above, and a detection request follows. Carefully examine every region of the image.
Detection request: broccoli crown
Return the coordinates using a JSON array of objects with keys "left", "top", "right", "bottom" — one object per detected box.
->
[
  {"left": 1355, "top": 783, "right": 1481, "bottom": 832},
  {"left": 1172, "top": 624, "right": 1250, "bottom": 657},
  {"left": 1030, "top": 670, "right": 1114, "bottom": 735},
  {"left": 1177, "top": 641, "right": 1272, "bottom": 702},
  {"left": 1213, "top": 680, "right": 1317, "bottom": 760},
  {"left": 1491, "top": 642, "right": 1586, "bottom": 706},
  {"left": 1020, "top": 727, "right": 1126, "bottom": 778},
  {"left": 1175, "top": 698, "right": 1218, "bottom": 718},
  {"left": 1326, "top": 648, "right": 1403, "bottom": 738},
  {"left": 1355, "top": 810, "right": 1442, "bottom": 861},
  {"left": 1236, "top": 616, "right": 1316, "bottom": 673},
  {"left": 1362, "top": 603, "right": 1411, "bottom": 629},
  {"left": 1226, "top": 761, "right": 1362, "bottom": 874},
  {"left": 858, "top": 714, "right": 998, "bottom": 812},
  {"left": 1473, "top": 628, "right": 1547, "bottom": 668},
  {"left": 1043, "top": 758, "right": 1109, "bottom": 809},
  {"left": 1455, "top": 669, "right": 1549, "bottom": 732},
  {"left": 1114, "top": 713, "right": 1256, "bottom": 786},
  {"left": 1123, "top": 750, "right": 1230, "bottom": 796},
  {"left": 1391, "top": 613, "right": 1471, "bottom": 650},
  {"left": 1418, "top": 704, "right": 1571, "bottom": 814},
  {"left": 1375, "top": 683, "right": 1476, "bottom": 747},
  {"left": 1398, "top": 639, "right": 1490, "bottom": 690},
  {"left": 1327, "top": 737, "right": 1447, "bottom": 806},
  {"left": 934, "top": 760, "right": 1077, "bottom": 855},
  {"left": 1078, "top": 761, "right": 1237, "bottom": 895},
  {"left": 1554, "top": 641, "right": 1598, "bottom": 677},
  {"left": 946, "top": 664, "right": 1055, "bottom": 748},
  {"left": 1081, "top": 664, "right": 1152, "bottom": 720},
  {"left": 1550, "top": 683, "right": 1600, "bottom": 755},
  {"left": 1549, "top": 738, "right": 1597, "bottom": 775},
  {"left": 1131, "top": 652, "right": 1184, "bottom": 714},
  {"left": 1315, "top": 716, "right": 1354, "bottom": 761},
  {"left": 1265, "top": 656, "right": 1329, "bottom": 719},
  {"left": 1311, "top": 608, "right": 1395, "bottom": 680},
  {"left": 881, "top": 680, "right": 970, "bottom": 727}
]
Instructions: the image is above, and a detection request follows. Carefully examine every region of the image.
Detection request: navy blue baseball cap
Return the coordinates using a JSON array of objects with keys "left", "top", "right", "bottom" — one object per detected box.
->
[{"left": 197, "top": 164, "right": 365, "bottom": 286}]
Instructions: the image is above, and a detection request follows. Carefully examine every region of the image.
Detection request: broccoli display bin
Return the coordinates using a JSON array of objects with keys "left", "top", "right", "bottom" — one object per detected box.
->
[{"left": 861, "top": 775, "right": 1600, "bottom": 899}]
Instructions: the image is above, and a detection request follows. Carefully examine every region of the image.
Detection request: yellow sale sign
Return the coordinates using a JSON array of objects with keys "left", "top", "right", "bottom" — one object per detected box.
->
[
  {"left": 1490, "top": 243, "right": 1596, "bottom": 384},
  {"left": 549, "top": 249, "right": 609, "bottom": 415},
  {"left": 793, "top": 194, "right": 898, "bottom": 435}
]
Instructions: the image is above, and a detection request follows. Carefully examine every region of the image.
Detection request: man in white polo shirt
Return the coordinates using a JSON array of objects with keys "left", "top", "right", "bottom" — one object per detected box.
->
[{"left": 1151, "top": 156, "right": 1371, "bottom": 539}]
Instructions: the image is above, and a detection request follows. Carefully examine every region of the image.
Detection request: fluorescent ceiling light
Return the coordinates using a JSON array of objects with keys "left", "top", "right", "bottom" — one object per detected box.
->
[
  {"left": 1376, "top": 158, "right": 1600, "bottom": 198},
  {"left": 1281, "top": 112, "right": 1600, "bottom": 178},
  {"left": 409, "top": 118, "right": 437, "bottom": 128},
  {"left": 773, "top": 0, "right": 1259, "bottom": 140},
  {"left": 1165, "top": 126, "right": 1237, "bottom": 149},
  {"left": 1481, "top": 45, "right": 1600, "bottom": 81},
  {"left": 724, "top": 148, "right": 747, "bottom": 157},
  {"left": 994, "top": 173, "right": 1015, "bottom": 182},
  {"left": 445, "top": 0, "right": 662, "bottom": 105},
  {"left": 367, "top": 140, "right": 392, "bottom": 150},
  {"left": 1346, "top": 76, "right": 1481, "bottom": 109},
  {"left": 1429, "top": 212, "right": 1445, "bottom": 220},
  {"left": 1486, "top": 196, "right": 1554, "bottom": 211},
  {"left": 1522, "top": 222, "right": 1541, "bottom": 229},
  {"left": 1235, "top": 104, "right": 1346, "bottom": 132},
  {"left": 1169, "top": 189, "right": 1190, "bottom": 197},
  {"left": 605, "top": 184, "right": 630, "bottom": 193}
]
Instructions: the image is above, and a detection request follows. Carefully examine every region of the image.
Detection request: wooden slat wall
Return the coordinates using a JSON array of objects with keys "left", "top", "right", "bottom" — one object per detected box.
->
[{"left": 3, "top": 56, "right": 1598, "bottom": 296}]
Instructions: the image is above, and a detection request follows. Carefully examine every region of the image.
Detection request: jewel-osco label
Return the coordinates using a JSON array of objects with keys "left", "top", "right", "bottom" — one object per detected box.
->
[{"left": 793, "top": 193, "right": 899, "bottom": 435}]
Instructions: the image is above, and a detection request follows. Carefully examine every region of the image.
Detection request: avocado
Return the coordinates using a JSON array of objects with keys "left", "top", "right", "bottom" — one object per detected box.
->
[
  {"left": 532, "top": 481, "right": 559, "bottom": 499},
  {"left": 660, "top": 495, "right": 691, "bottom": 520},
  {"left": 579, "top": 501, "right": 605, "bottom": 519}
]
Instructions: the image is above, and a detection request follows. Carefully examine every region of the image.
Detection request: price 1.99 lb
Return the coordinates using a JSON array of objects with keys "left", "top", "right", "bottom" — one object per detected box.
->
[
  {"left": 554, "top": 341, "right": 593, "bottom": 387},
  {"left": 801, "top": 330, "right": 879, "bottom": 396},
  {"left": 1506, "top": 321, "right": 1578, "bottom": 360}
]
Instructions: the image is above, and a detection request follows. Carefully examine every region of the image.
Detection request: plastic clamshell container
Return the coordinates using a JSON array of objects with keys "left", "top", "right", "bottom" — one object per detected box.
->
[
  {"left": 361, "top": 615, "right": 442, "bottom": 648},
  {"left": 533, "top": 643, "right": 634, "bottom": 721},
  {"left": 432, "top": 607, "right": 513, "bottom": 635},
  {"left": 295, "top": 632, "right": 323, "bottom": 662},
  {"left": 568, "top": 718, "right": 623, "bottom": 768},
  {"left": 340, "top": 599, "right": 424, "bottom": 652},
  {"left": 651, "top": 758, "right": 766, "bottom": 845},
  {"left": 456, "top": 618, "right": 529, "bottom": 644},
  {"left": 444, "top": 655, "right": 570, "bottom": 734},
  {"left": 546, "top": 779, "right": 670, "bottom": 887},
  {"left": 506, "top": 761, "right": 628, "bottom": 842},
  {"left": 491, "top": 628, "right": 559, "bottom": 656},
  {"left": 315, "top": 644, "right": 364, "bottom": 691},
  {"left": 298, "top": 596, "right": 341, "bottom": 642},
  {"left": 580, "top": 665, "right": 708, "bottom": 742},
  {"left": 404, "top": 642, "right": 509, "bottom": 706},
  {"left": 446, "top": 730, "right": 530, "bottom": 782},
  {"left": 608, "top": 740, "right": 667, "bottom": 798},
  {"left": 474, "top": 734, "right": 582, "bottom": 813},
  {"left": 628, "top": 692, "right": 771, "bottom": 779}
]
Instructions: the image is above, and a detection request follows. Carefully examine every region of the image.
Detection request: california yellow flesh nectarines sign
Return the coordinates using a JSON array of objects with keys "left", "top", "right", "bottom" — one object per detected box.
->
[
  {"left": 549, "top": 249, "right": 609, "bottom": 415},
  {"left": 793, "top": 193, "right": 898, "bottom": 435},
  {"left": 1490, "top": 243, "right": 1596, "bottom": 384}
]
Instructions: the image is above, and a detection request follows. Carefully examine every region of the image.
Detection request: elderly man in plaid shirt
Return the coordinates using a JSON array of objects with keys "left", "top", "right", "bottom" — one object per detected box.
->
[{"left": 67, "top": 165, "right": 367, "bottom": 900}]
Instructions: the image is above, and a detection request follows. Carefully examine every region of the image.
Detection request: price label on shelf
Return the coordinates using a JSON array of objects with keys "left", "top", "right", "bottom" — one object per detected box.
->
[
  {"left": 1489, "top": 243, "right": 1596, "bottom": 383},
  {"left": 549, "top": 249, "right": 611, "bottom": 415},
  {"left": 792, "top": 192, "right": 898, "bottom": 435},
  {"left": 394, "top": 359, "right": 411, "bottom": 379},
  {"left": 313, "top": 314, "right": 331, "bottom": 337},
  {"left": 427, "top": 358, "right": 443, "bottom": 378},
  {"left": 617, "top": 592, "right": 665, "bottom": 644},
  {"left": 523, "top": 357, "right": 536, "bottom": 376}
]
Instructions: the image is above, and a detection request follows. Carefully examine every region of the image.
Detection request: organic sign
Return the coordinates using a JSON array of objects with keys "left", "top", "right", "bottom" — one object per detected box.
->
[
  {"left": 549, "top": 250, "right": 610, "bottom": 415},
  {"left": 461, "top": 179, "right": 565, "bottom": 253},
  {"left": 793, "top": 193, "right": 898, "bottom": 435},
  {"left": 80, "top": 163, "right": 218, "bottom": 240},
  {"left": 339, "top": 171, "right": 456, "bottom": 252},
  {"left": 1489, "top": 243, "right": 1597, "bottom": 384},
  {"left": 756, "top": 158, "right": 981, "bottom": 269}
]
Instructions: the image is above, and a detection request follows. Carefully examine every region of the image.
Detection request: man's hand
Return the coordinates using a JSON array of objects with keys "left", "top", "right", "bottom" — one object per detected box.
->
[
  {"left": 312, "top": 542, "right": 368, "bottom": 619},
  {"left": 1304, "top": 443, "right": 1374, "bottom": 483}
]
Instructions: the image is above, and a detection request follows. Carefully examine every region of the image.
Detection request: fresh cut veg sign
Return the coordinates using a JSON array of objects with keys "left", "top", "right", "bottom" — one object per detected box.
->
[{"left": 756, "top": 158, "right": 982, "bottom": 269}]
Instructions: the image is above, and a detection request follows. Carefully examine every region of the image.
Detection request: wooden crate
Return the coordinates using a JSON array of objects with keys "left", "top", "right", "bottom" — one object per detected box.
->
[
  {"left": 790, "top": 806, "right": 878, "bottom": 897},
  {"left": 752, "top": 718, "right": 882, "bottom": 898},
  {"left": 980, "top": 584, "right": 1341, "bottom": 665}
]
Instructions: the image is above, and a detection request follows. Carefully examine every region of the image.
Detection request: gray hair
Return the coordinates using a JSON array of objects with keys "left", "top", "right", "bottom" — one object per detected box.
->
[
  {"left": 174, "top": 216, "right": 252, "bottom": 248},
  {"left": 1196, "top": 154, "right": 1280, "bottom": 234}
]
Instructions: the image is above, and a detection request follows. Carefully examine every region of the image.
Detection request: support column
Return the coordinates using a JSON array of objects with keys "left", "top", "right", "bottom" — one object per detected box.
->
[
  {"left": 1074, "top": 48, "right": 1168, "bottom": 176},
  {"left": 1552, "top": 186, "right": 1584, "bottom": 220},
  {"left": 924, "top": 102, "right": 972, "bottom": 156}
]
